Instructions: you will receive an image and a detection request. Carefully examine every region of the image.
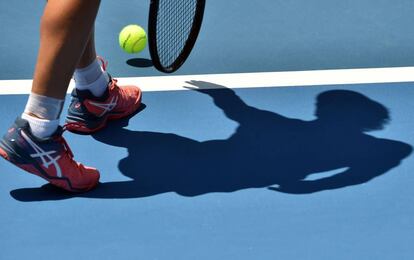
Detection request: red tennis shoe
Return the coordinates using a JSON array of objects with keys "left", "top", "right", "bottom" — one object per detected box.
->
[
  {"left": 65, "top": 59, "right": 142, "bottom": 134},
  {"left": 0, "top": 118, "right": 100, "bottom": 192}
]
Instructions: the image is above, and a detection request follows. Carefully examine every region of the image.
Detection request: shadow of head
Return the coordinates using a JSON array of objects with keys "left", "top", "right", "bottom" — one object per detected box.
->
[{"left": 315, "top": 90, "right": 389, "bottom": 132}]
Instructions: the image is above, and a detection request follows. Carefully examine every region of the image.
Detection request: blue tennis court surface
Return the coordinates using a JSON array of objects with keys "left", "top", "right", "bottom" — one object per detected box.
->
[{"left": 1, "top": 1, "right": 414, "bottom": 259}]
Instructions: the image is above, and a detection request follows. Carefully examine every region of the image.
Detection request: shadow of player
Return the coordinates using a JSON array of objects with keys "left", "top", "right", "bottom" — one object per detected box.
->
[{"left": 10, "top": 81, "right": 412, "bottom": 201}]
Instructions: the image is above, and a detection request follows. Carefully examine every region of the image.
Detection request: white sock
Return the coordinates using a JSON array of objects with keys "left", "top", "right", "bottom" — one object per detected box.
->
[
  {"left": 24, "top": 93, "right": 64, "bottom": 120},
  {"left": 74, "top": 59, "right": 110, "bottom": 97},
  {"left": 22, "top": 113, "right": 60, "bottom": 139},
  {"left": 23, "top": 93, "right": 64, "bottom": 139}
]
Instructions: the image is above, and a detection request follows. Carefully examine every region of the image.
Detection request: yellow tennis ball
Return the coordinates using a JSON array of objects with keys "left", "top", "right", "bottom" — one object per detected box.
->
[{"left": 119, "top": 25, "right": 147, "bottom": 54}]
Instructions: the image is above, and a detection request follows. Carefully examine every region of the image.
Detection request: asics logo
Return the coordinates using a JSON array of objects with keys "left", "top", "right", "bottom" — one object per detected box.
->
[
  {"left": 88, "top": 96, "right": 118, "bottom": 116},
  {"left": 21, "top": 131, "right": 62, "bottom": 178}
]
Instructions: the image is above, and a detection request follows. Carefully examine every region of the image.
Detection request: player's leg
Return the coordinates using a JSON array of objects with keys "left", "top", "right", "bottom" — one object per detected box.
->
[
  {"left": 77, "top": 29, "right": 97, "bottom": 69},
  {"left": 71, "top": 29, "right": 109, "bottom": 98},
  {"left": 0, "top": 0, "right": 101, "bottom": 192},
  {"left": 65, "top": 27, "right": 142, "bottom": 134},
  {"left": 32, "top": 0, "right": 101, "bottom": 99}
]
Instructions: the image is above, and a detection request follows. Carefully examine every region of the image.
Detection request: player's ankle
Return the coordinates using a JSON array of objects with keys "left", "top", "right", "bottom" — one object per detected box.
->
[
  {"left": 21, "top": 113, "right": 60, "bottom": 139},
  {"left": 24, "top": 92, "right": 64, "bottom": 120},
  {"left": 74, "top": 58, "right": 110, "bottom": 98},
  {"left": 22, "top": 92, "right": 64, "bottom": 138}
]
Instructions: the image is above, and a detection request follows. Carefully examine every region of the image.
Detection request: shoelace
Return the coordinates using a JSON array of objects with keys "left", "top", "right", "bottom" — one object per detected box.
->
[{"left": 63, "top": 122, "right": 88, "bottom": 132}]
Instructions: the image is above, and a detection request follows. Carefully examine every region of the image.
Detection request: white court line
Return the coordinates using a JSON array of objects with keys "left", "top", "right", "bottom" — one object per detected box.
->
[{"left": 1, "top": 67, "right": 414, "bottom": 95}]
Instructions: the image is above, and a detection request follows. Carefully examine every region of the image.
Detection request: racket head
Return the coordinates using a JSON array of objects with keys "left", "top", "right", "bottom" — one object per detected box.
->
[{"left": 148, "top": 0, "right": 206, "bottom": 73}]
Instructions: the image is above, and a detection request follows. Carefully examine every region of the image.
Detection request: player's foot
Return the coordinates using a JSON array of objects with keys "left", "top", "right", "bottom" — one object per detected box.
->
[
  {"left": 65, "top": 74, "right": 142, "bottom": 134},
  {"left": 0, "top": 118, "right": 100, "bottom": 192}
]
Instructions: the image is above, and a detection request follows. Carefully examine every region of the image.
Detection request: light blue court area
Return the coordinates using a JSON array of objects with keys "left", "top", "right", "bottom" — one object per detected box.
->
[
  {"left": 1, "top": 0, "right": 414, "bottom": 259},
  {"left": 1, "top": 82, "right": 414, "bottom": 259}
]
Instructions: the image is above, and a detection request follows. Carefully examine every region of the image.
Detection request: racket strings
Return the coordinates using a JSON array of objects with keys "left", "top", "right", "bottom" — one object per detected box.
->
[{"left": 156, "top": 0, "right": 198, "bottom": 67}]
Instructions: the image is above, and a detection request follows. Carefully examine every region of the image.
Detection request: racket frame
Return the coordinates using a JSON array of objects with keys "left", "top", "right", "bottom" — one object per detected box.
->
[{"left": 148, "top": 0, "right": 206, "bottom": 73}]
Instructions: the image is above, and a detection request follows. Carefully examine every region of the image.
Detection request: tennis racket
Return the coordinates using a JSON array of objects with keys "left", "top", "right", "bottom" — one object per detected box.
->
[{"left": 148, "top": 0, "right": 206, "bottom": 73}]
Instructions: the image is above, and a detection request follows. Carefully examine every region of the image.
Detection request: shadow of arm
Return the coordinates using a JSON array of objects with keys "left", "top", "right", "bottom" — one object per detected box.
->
[
  {"left": 270, "top": 159, "right": 410, "bottom": 194},
  {"left": 186, "top": 80, "right": 258, "bottom": 123}
]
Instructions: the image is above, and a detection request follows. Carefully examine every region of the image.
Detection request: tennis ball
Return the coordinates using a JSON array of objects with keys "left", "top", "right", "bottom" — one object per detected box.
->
[{"left": 119, "top": 24, "right": 147, "bottom": 54}]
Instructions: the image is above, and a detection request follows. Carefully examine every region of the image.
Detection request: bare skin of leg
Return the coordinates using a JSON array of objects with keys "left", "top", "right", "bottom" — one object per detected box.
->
[
  {"left": 77, "top": 29, "right": 97, "bottom": 69},
  {"left": 32, "top": 0, "right": 101, "bottom": 100}
]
